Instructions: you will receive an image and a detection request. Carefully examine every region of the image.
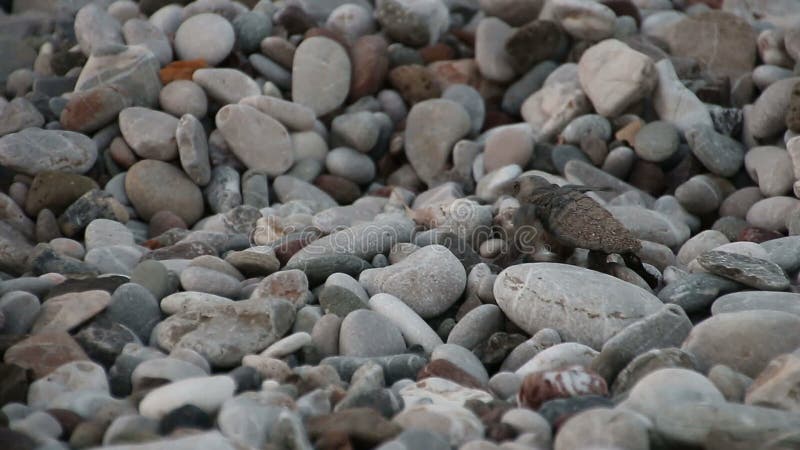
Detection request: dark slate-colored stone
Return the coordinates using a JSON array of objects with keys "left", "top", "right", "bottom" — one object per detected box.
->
[
  {"left": 158, "top": 404, "right": 214, "bottom": 435},
  {"left": 74, "top": 315, "right": 141, "bottom": 367}
]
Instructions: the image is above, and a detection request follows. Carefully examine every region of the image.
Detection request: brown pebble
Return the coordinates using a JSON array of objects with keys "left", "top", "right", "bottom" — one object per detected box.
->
[
  {"left": 738, "top": 227, "right": 783, "bottom": 243},
  {"left": 628, "top": 160, "right": 666, "bottom": 195},
  {"left": 159, "top": 59, "right": 208, "bottom": 84},
  {"left": 505, "top": 20, "right": 564, "bottom": 73},
  {"left": 785, "top": 81, "right": 800, "bottom": 133},
  {"left": 25, "top": 171, "right": 99, "bottom": 217},
  {"left": 482, "top": 108, "right": 515, "bottom": 131},
  {"left": 148, "top": 210, "right": 188, "bottom": 238},
  {"left": 388, "top": 64, "right": 442, "bottom": 105},
  {"left": 417, "top": 359, "right": 485, "bottom": 389},
  {"left": 260, "top": 36, "right": 296, "bottom": 69},
  {"left": 314, "top": 174, "right": 361, "bottom": 205},
  {"left": 349, "top": 35, "right": 389, "bottom": 101},
  {"left": 428, "top": 59, "right": 481, "bottom": 91},
  {"left": 274, "top": 5, "right": 315, "bottom": 35},
  {"left": 36, "top": 208, "right": 62, "bottom": 243},
  {"left": 580, "top": 135, "right": 609, "bottom": 166},
  {"left": 108, "top": 137, "right": 138, "bottom": 169},
  {"left": 47, "top": 409, "right": 83, "bottom": 439},
  {"left": 419, "top": 43, "right": 456, "bottom": 64}
]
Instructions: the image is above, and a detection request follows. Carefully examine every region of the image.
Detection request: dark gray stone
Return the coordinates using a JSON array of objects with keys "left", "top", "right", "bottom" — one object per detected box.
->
[
  {"left": 658, "top": 272, "right": 743, "bottom": 314},
  {"left": 697, "top": 251, "right": 790, "bottom": 291},
  {"left": 107, "top": 283, "right": 161, "bottom": 341},
  {"left": 321, "top": 353, "right": 427, "bottom": 384}
]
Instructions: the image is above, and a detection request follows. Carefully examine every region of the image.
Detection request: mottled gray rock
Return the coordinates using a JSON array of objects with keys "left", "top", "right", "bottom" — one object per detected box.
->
[
  {"left": 658, "top": 272, "right": 742, "bottom": 314},
  {"left": 75, "top": 44, "right": 162, "bottom": 108},
  {"left": 288, "top": 215, "right": 413, "bottom": 264},
  {"left": 176, "top": 114, "right": 211, "bottom": 186},
  {"left": 375, "top": 0, "right": 449, "bottom": 47},
  {"left": 619, "top": 368, "right": 725, "bottom": 446},
  {"left": 634, "top": 121, "right": 679, "bottom": 163},
  {"left": 447, "top": 305, "right": 504, "bottom": 351},
  {"left": 321, "top": 353, "right": 427, "bottom": 384},
  {"left": 553, "top": 408, "right": 649, "bottom": 450},
  {"left": 697, "top": 251, "right": 790, "bottom": 291},
  {"left": 75, "top": 3, "right": 124, "bottom": 56},
  {"left": 686, "top": 124, "right": 745, "bottom": 177},
  {"left": 712, "top": 291, "right": 800, "bottom": 316},
  {"left": 339, "top": 309, "right": 407, "bottom": 357},
  {"left": 495, "top": 263, "right": 663, "bottom": 349},
  {"left": 590, "top": 304, "right": 692, "bottom": 383},
  {"left": 319, "top": 272, "right": 369, "bottom": 317},
  {"left": 0, "top": 290, "right": 40, "bottom": 335},
  {"left": 325, "top": 147, "right": 376, "bottom": 184},
  {"left": 683, "top": 310, "right": 800, "bottom": 377},
  {"left": 360, "top": 245, "right": 466, "bottom": 319},
  {"left": 151, "top": 298, "right": 295, "bottom": 368},
  {"left": 0, "top": 128, "right": 97, "bottom": 175},
  {"left": 204, "top": 166, "right": 241, "bottom": 214},
  {"left": 0, "top": 97, "right": 44, "bottom": 137}
]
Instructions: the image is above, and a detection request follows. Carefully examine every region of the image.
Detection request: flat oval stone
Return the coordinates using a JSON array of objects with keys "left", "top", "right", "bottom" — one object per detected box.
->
[
  {"left": 685, "top": 124, "right": 745, "bottom": 177},
  {"left": 119, "top": 107, "right": 179, "bottom": 161},
  {"left": 159, "top": 80, "right": 208, "bottom": 118},
  {"left": 176, "top": 114, "right": 211, "bottom": 186},
  {"left": 697, "top": 250, "right": 790, "bottom": 291},
  {"left": 174, "top": 13, "right": 234, "bottom": 66},
  {"left": 139, "top": 375, "right": 235, "bottom": 419},
  {"left": 240, "top": 95, "right": 316, "bottom": 131},
  {"left": 32, "top": 290, "right": 111, "bottom": 334},
  {"left": 192, "top": 68, "right": 261, "bottom": 105},
  {"left": 368, "top": 293, "right": 443, "bottom": 354},
  {"left": 215, "top": 104, "right": 293, "bottom": 176},
  {"left": 0, "top": 128, "right": 97, "bottom": 176},
  {"left": 712, "top": 291, "right": 800, "bottom": 316},
  {"left": 292, "top": 36, "right": 351, "bottom": 116},
  {"left": 359, "top": 245, "right": 466, "bottom": 319},
  {"left": 404, "top": 99, "right": 471, "bottom": 185},
  {"left": 683, "top": 310, "right": 800, "bottom": 377},
  {"left": 160, "top": 291, "right": 234, "bottom": 315},
  {"left": 495, "top": 263, "right": 663, "bottom": 349},
  {"left": 125, "top": 159, "right": 205, "bottom": 225},
  {"left": 339, "top": 309, "right": 407, "bottom": 357}
]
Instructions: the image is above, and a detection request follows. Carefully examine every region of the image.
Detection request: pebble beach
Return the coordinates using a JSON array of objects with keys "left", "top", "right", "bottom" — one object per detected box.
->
[{"left": 2, "top": 0, "right": 800, "bottom": 449}]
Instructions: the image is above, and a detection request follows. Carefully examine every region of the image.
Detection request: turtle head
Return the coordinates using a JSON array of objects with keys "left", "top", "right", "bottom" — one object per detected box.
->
[{"left": 498, "top": 175, "right": 555, "bottom": 200}]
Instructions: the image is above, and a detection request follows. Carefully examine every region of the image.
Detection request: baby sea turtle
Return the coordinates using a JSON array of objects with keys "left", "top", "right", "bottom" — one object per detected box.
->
[{"left": 500, "top": 174, "right": 656, "bottom": 287}]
